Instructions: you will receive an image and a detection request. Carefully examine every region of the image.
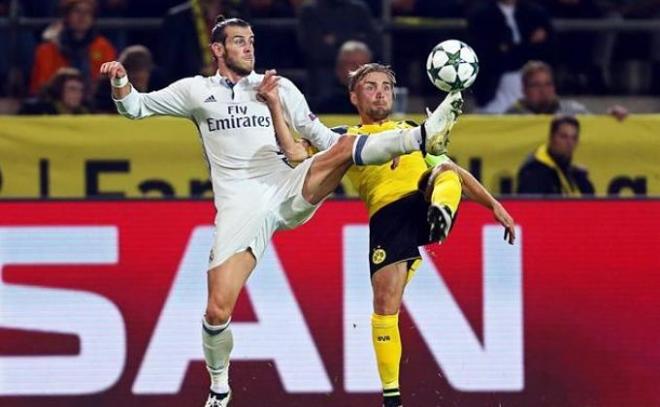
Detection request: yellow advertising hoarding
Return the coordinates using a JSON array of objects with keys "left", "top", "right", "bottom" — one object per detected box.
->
[{"left": 1, "top": 114, "right": 658, "bottom": 198}]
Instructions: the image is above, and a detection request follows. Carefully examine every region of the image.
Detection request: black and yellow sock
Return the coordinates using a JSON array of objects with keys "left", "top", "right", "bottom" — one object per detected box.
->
[
  {"left": 372, "top": 313, "right": 402, "bottom": 396},
  {"left": 383, "top": 392, "right": 402, "bottom": 407}
]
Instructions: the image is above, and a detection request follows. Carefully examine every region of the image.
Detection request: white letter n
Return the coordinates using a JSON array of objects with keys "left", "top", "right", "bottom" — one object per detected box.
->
[{"left": 344, "top": 225, "right": 523, "bottom": 392}]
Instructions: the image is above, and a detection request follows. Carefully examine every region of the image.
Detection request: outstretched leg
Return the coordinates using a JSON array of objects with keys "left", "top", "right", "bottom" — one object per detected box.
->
[
  {"left": 420, "top": 161, "right": 462, "bottom": 242},
  {"left": 301, "top": 92, "right": 463, "bottom": 205},
  {"left": 203, "top": 250, "right": 256, "bottom": 406}
]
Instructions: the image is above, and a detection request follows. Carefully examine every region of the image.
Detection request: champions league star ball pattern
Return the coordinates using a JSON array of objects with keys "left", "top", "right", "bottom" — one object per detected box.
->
[{"left": 426, "top": 40, "right": 479, "bottom": 92}]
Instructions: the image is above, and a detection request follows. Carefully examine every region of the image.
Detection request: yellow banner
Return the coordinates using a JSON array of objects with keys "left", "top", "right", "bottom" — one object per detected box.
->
[{"left": 1, "top": 114, "right": 659, "bottom": 198}]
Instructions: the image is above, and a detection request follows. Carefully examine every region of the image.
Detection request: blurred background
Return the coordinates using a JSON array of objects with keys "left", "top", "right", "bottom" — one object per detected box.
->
[
  {"left": 1, "top": 0, "right": 659, "bottom": 198},
  {"left": 1, "top": 1, "right": 659, "bottom": 406},
  {"left": 1, "top": 0, "right": 660, "bottom": 114}
]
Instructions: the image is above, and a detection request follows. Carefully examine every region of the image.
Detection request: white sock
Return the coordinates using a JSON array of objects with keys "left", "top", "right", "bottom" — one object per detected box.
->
[
  {"left": 352, "top": 127, "right": 422, "bottom": 165},
  {"left": 202, "top": 317, "right": 233, "bottom": 394}
]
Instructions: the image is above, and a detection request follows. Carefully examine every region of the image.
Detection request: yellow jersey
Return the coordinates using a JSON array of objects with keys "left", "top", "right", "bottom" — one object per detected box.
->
[{"left": 343, "top": 120, "right": 429, "bottom": 217}]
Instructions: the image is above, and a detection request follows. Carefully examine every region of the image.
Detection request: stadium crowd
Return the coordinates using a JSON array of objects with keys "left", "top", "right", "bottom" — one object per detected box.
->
[
  {"left": 0, "top": 0, "right": 658, "bottom": 198},
  {"left": 0, "top": 0, "right": 659, "bottom": 115}
]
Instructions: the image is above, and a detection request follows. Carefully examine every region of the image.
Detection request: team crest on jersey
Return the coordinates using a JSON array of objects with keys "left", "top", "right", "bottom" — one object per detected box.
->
[{"left": 372, "top": 247, "right": 387, "bottom": 265}]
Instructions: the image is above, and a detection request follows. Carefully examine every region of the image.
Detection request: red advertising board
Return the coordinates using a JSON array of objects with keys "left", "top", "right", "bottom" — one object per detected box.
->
[{"left": 0, "top": 200, "right": 658, "bottom": 407}]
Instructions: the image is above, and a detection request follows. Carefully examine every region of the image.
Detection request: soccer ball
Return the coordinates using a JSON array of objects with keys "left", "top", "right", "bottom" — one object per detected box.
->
[{"left": 426, "top": 40, "right": 479, "bottom": 92}]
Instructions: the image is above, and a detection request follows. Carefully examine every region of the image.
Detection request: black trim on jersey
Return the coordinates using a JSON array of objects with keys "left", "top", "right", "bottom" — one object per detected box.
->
[
  {"left": 224, "top": 79, "right": 236, "bottom": 99},
  {"left": 331, "top": 125, "right": 348, "bottom": 135},
  {"left": 353, "top": 135, "right": 368, "bottom": 166},
  {"left": 405, "top": 120, "right": 418, "bottom": 127},
  {"left": 419, "top": 121, "right": 427, "bottom": 156},
  {"left": 275, "top": 150, "right": 295, "bottom": 169}
]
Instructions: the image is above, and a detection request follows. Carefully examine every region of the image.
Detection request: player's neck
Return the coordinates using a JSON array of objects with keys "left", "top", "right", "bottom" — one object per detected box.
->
[
  {"left": 218, "top": 67, "right": 249, "bottom": 85},
  {"left": 360, "top": 115, "right": 390, "bottom": 126}
]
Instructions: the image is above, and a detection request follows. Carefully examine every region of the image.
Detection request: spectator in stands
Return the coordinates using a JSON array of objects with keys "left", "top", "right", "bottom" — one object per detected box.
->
[
  {"left": 160, "top": 0, "right": 241, "bottom": 82},
  {"left": 506, "top": 60, "right": 628, "bottom": 120},
  {"left": 467, "top": 0, "right": 554, "bottom": 113},
  {"left": 517, "top": 115, "right": 594, "bottom": 196},
  {"left": 95, "top": 44, "right": 165, "bottom": 111},
  {"left": 118, "top": 44, "right": 162, "bottom": 92},
  {"left": 30, "top": 0, "right": 117, "bottom": 96},
  {"left": 297, "top": 0, "right": 381, "bottom": 105},
  {"left": 315, "top": 40, "right": 372, "bottom": 113},
  {"left": 20, "top": 67, "right": 90, "bottom": 115}
]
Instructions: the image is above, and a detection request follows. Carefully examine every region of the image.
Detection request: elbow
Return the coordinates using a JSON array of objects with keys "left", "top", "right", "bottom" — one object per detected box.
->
[
  {"left": 124, "top": 112, "right": 142, "bottom": 120},
  {"left": 115, "top": 105, "right": 141, "bottom": 120},
  {"left": 119, "top": 111, "right": 140, "bottom": 120}
]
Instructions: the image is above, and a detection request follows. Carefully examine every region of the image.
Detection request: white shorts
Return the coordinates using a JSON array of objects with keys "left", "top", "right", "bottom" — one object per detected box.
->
[{"left": 208, "top": 155, "right": 322, "bottom": 270}]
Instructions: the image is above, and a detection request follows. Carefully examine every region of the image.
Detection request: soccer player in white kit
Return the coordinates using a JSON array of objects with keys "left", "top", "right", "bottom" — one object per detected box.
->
[{"left": 100, "top": 16, "right": 460, "bottom": 407}]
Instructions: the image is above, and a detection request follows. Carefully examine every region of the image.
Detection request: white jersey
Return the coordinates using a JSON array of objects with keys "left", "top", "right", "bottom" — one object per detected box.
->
[
  {"left": 114, "top": 71, "right": 338, "bottom": 267},
  {"left": 114, "top": 70, "right": 338, "bottom": 185}
]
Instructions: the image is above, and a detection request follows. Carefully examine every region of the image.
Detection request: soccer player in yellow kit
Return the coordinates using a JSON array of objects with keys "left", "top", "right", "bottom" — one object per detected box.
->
[{"left": 259, "top": 63, "right": 516, "bottom": 407}]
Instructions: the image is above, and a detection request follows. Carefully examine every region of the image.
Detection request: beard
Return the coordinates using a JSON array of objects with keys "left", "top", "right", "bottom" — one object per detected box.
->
[
  {"left": 366, "top": 106, "right": 392, "bottom": 122},
  {"left": 224, "top": 54, "right": 253, "bottom": 77}
]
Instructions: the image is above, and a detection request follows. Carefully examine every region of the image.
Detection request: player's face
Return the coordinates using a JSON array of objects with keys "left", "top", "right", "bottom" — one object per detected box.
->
[
  {"left": 524, "top": 70, "right": 556, "bottom": 109},
  {"left": 351, "top": 71, "right": 394, "bottom": 122},
  {"left": 218, "top": 26, "right": 255, "bottom": 76},
  {"left": 549, "top": 123, "right": 579, "bottom": 159}
]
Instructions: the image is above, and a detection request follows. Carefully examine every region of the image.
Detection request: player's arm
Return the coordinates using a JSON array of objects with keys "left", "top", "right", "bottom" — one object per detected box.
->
[
  {"left": 445, "top": 160, "right": 516, "bottom": 244},
  {"left": 276, "top": 77, "right": 340, "bottom": 151},
  {"left": 100, "top": 60, "right": 191, "bottom": 119},
  {"left": 257, "top": 70, "right": 309, "bottom": 162}
]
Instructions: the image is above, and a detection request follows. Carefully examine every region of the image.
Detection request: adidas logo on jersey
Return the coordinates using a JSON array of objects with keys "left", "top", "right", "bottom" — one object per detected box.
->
[{"left": 204, "top": 95, "right": 217, "bottom": 103}]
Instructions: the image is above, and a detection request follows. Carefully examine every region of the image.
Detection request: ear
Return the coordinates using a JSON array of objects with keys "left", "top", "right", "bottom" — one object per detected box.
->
[
  {"left": 349, "top": 91, "right": 358, "bottom": 107},
  {"left": 210, "top": 42, "right": 224, "bottom": 59}
]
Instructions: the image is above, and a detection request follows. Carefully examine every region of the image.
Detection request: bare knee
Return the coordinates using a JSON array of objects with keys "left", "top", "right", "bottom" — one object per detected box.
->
[
  {"left": 373, "top": 286, "right": 402, "bottom": 315},
  {"left": 205, "top": 298, "right": 233, "bottom": 325}
]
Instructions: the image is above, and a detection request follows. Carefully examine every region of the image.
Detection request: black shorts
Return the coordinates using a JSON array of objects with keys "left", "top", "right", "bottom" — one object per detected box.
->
[{"left": 368, "top": 191, "right": 435, "bottom": 276}]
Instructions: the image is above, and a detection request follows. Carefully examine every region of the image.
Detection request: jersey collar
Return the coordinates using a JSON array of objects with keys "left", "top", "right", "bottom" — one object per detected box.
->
[
  {"left": 214, "top": 70, "right": 259, "bottom": 89},
  {"left": 358, "top": 120, "right": 398, "bottom": 133}
]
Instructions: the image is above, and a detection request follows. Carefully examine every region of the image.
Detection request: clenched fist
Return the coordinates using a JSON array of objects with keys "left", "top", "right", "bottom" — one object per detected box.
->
[{"left": 100, "top": 61, "right": 127, "bottom": 80}]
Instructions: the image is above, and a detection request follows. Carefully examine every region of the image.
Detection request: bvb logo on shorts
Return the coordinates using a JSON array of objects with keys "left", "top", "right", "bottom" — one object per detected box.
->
[{"left": 372, "top": 247, "right": 387, "bottom": 265}]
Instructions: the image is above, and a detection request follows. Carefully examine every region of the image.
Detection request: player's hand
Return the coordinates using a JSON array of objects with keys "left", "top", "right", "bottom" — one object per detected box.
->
[
  {"left": 390, "top": 156, "right": 400, "bottom": 170},
  {"left": 284, "top": 139, "right": 311, "bottom": 162},
  {"left": 493, "top": 202, "right": 516, "bottom": 245},
  {"left": 256, "top": 69, "right": 280, "bottom": 105},
  {"left": 99, "top": 61, "right": 127, "bottom": 80}
]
